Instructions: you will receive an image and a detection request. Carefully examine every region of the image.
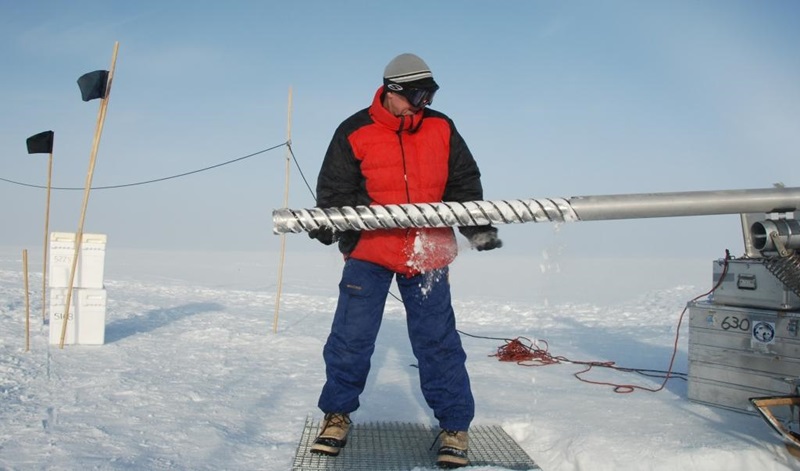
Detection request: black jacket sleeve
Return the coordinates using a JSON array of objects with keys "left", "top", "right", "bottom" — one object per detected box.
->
[
  {"left": 439, "top": 119, "right": 498, "bottom": 240},
  {"left": 442, "top": 121, "right": 484, "bottom": 203},
  {"left": 316, "top": 122, "right": 371, "bottom": 209},
  {"left": 314, "top": 115, "right": 371, "bottom": 255}
]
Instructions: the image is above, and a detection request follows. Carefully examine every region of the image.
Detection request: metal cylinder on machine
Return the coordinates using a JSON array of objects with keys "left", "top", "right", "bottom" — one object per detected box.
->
[{"left": 750, "top": 219, "right": 800, "bottom": 251}]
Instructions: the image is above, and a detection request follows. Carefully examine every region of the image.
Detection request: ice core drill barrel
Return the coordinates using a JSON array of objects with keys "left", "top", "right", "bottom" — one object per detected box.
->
[{"left": 272, "top": 187, "right": 800, "bottom": 234}]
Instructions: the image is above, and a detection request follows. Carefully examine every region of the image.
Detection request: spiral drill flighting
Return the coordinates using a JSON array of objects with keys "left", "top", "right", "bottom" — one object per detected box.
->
[{"left": 272, "top": 198, "right": 578, "bottom": 234}]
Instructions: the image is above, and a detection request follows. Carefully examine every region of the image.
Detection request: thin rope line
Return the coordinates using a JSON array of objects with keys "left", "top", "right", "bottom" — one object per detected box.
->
[
  {"left": 0, "top": 142, "right": 287, "bottom": 190},
  {"left": 286, "top": 142, "right": 317, "bottom": 201}
]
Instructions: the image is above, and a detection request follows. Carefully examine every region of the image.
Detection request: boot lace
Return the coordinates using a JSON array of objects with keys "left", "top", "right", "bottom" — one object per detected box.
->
[
  {"left": 429, "top": 429, "right": 460, "bottom": 450},
  {"left": 322, "top": 413, "right": 351, "bottom": 432}
]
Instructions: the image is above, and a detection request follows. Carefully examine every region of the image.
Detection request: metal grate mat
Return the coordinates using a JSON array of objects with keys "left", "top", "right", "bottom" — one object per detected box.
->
[{"left": 292, "top": 417, "right": 541, "bottom": 470}]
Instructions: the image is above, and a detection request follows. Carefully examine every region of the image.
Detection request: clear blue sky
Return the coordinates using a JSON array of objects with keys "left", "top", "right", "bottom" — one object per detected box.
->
[{"left": 1, "top": 1, "right": 798, "bottom": 258}]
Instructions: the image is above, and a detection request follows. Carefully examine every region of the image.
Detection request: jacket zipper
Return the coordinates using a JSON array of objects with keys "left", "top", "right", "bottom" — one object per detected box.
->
[
  {"left": 397, "top": 118, "right": 412, "bottom": 204},
  {"left": 397, "top": 118, "right": 413, "bottom": 261}
]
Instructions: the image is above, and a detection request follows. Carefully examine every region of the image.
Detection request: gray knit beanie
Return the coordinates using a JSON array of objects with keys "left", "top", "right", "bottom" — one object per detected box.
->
[{"left": 383, "top": 53, "right": 438, "bottom": 88}]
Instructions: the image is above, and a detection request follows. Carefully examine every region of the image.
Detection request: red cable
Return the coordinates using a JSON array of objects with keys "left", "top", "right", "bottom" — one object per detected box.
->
[
  {"left": 492, "top": 250, "right": 732, "bottom": 394},
  {"left": 491, "top": 337, "right": 560, "bottom": 366}
]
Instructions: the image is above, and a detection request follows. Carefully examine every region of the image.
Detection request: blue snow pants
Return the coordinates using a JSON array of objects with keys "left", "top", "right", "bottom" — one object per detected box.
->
[{"left": 318, "top": 258, "right": 474, "bottom": 431}]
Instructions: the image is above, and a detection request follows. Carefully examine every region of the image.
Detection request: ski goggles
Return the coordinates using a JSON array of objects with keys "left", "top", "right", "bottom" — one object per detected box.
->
[{"left": 385, "top": 80, "right": 440, "bottom": 108}]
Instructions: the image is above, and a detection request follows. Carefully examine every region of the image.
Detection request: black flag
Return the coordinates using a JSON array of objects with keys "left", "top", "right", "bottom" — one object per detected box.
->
[
  {"left": 77, "top": 70, "right": 109, "bottom": 101},
  {"left": 26, "top": 130, "right": 55, "bottom": 154}
]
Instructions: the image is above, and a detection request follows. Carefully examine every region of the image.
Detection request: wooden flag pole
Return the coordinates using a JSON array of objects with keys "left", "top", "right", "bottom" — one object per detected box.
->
[
  {"left": 23, "top": 249, "right": 31, "bottom": 352},
  {"left": 42, "top": 148, "right": 54, "bottom": 321},
  {"left": 273, "top": 86, "right": 293, "bottom": 334},
  {"left": 59, "top": 41, "right": 119, "bottom": 348}
]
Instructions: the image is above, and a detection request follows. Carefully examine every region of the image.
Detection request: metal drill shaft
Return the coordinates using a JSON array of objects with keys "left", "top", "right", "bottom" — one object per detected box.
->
[
  {"left": 272, "top": 187, "right": 800, "bottom": 234},
  {"left": 272, "top": 198, "right": 577, "bottom": 234}
]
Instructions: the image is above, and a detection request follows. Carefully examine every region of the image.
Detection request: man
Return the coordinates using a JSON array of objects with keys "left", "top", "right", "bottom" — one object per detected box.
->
[{"left": 307, "top": 53, "right": 502, "bottom": 469}]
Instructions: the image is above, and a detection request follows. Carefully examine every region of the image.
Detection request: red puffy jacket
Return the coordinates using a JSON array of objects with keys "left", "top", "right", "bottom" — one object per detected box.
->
[{"left": 316, "top": 87, "right": 485, "bottom": 276}]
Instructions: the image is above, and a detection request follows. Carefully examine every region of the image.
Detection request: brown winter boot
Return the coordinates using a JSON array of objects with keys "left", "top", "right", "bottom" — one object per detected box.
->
[
  {"left": 436, "top": 429, "right": 469, "bottom": 468},
  {"left": 310, "top": 413, "right": 351, "bottom": 456}
]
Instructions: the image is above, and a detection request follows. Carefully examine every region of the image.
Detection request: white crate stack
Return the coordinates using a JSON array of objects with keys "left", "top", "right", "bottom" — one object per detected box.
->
[{"left": 48, "top": 232, "right": 108, "bottom": 345}]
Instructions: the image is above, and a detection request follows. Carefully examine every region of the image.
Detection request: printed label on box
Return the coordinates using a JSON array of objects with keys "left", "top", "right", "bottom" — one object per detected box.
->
[
  {"left": 49, "top": 288, "right": 107, "bottom": 345},
  {"left": 49, "top": 232, "right": 107, "bottom": 289}
]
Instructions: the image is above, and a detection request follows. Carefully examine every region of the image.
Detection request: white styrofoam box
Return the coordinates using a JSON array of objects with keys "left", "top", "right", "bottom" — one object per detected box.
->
[
  {"left": 49, "top": 232, "right": 107, "bottom": 289},
  {"left": 49, "top": 288, "right": 107, "bottom": 345}
]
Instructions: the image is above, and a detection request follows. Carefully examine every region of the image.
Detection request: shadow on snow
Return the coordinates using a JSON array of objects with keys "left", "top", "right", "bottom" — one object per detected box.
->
[{"left": 105, "top": 302, "right": 225, "bottom": 343}]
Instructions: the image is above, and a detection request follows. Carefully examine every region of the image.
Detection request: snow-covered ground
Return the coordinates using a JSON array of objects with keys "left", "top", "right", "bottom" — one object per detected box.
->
[{"left": 1, "top": 245, "right": 798, "bottom": 470}]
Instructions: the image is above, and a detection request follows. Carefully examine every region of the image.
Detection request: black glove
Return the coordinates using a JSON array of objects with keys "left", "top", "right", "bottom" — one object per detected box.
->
[
  {"left": 460, "top": 226, "right": 503, "bottom": 251},
  {"left": 337, "top": 230, "right": 361, "bottom": 255},
  {"left": 308, "top": 226, "right": 335, "bottom": 245},
  {"left": 308, "top": 227, "right": 361, "bottom": 254}
]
